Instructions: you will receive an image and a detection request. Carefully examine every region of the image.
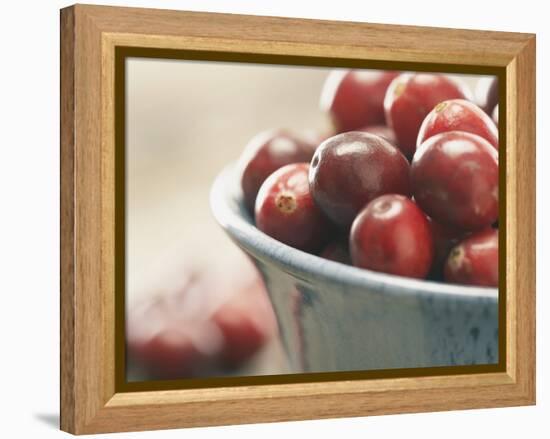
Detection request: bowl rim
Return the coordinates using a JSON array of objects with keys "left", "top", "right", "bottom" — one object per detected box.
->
[{"left": 210, "top": 163, "right": 498, "bottom": 301}]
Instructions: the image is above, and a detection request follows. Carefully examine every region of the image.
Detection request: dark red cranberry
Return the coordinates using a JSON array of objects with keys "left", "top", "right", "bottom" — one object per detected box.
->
[
  {"left": 411, "top": 131, "right": 499, "bottom": 231},
  {"left": 429, "top": 220, "right": 467, "bottom": 279},
  {"left": 417, "top": 99, "right": 498, "bottom": 150},
  {"left": 384, "top": 73, "right": 471, "bottom": 158},
  {"left": 444, "top": 228, "right": 498, "bottom": 287},
  {"left": 240, "top": 130, "right": 315, "bottom": 212},
  {"left": 475, "top": 77, "right": 499, "bottom": 114},
  {"left": 358, "top": 125, "right": 397, "bottom": 145},
  {"left": 350, "top": 194, "right": 433, "bottom": 279},
  {"left": 255, "top": 163, "right": 332, "bottom": 252},
  {"left": 309, "top": 131, "right": 410, "bottom": 228},
  {"left": 320, "top": 70, "right": 399, "bottom": 133},
  {"left": 492, "top": 104, "right": 499, "bottom": 126},
  {"left": 319, "top": 237, "right": 351, "bottom": 265}
]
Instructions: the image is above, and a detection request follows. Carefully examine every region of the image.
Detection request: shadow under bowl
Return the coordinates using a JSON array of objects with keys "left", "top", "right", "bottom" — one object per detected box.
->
[{"left": 210, "top": 164, "right": 499, "bottom": 374}]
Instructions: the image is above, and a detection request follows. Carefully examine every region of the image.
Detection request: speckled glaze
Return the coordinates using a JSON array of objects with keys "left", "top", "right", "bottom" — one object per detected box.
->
[{"left": 210, "top": 164, "right": 499, "bottom": 373}]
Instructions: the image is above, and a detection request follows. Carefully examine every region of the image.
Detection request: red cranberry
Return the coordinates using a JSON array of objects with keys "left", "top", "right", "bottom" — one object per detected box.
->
[
  {"left": 429, "top": 220, "right": 467, "bottom": 279},
  {"left": 444, "top": 228, "right": 498, "bottom": 287},
  {"left": 126, "top": 263, "right": 275, "bottom": 379},
  {"left": 350, "top": 194, "right": 433, "bottom": 279},
  {"left": 411, "top": 131, "right": 499, "bottom": 231},
  {"left": 319, "top": 237, "right": 351, "bottom": 265},
  {"left": 417, "top": 99, "right": 498, "bottom": 150},
  {"left": 492, "top": 104, "right": 499, "bottom": 126},
  {"left": 309, "top": 131, "right": 410, "bottom": 228},
  {"left": 475, "top": 77, "right": 499, "bottom": 114},
  {"left": 255, "top": 163, "right": 332, "bottom": 252},
  {"left": 212, "top": 286, "right": 275, "bottom": 367},
  {"left": 320, "top": 70, "right": 399, "bottom": 133},
  {"left": 384, "top": 73, "right": 471, "bottom": 158},
  {"left": 129, "top": 326, "right": 204, "bottom": 379},
  {"left": 358, "top": 125, "right": 397, "bottom": 145},
  {"left": 127, "top": 292, "right": 210, "bottom": 379},
  {"left": 240, "top": 130, "right": 315, "bottom": 212}
]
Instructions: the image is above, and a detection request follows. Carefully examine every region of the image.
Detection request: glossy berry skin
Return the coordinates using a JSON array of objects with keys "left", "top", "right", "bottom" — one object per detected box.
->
[
  {"left": 444, "top": 228, "right": 498, "bottom": 287},
  {"left": 417, "top": 99, "right": 499, "bottom": 150},
  {"left": 475, "top": 77, "right": 499, "bottom": 114},
  {"left": 384, "top": 73, "right": 471, "bottom": 158},
  {"left": 320, "top": 70, "right": 399, "bottom": 133},
  {"left": 309, "top": 131, "right": 410, "bottom": 228},
  {"left": 350, "top": 194, "right": 433, "bottom": 279},
  {"left": 240, "top": 130, "right": 315, "bottom": 212},
  {"left": 255, "top": 163, "right": 332, "bottom": 253},
  {"left": 358, "top": 125, "right": 397, "bottom": 146},
  {"left": 319, "top": 237, "right": 351, "bottom": 265},
  {"left": 411, "top": 131, "right": 499, "bottom": 231}
]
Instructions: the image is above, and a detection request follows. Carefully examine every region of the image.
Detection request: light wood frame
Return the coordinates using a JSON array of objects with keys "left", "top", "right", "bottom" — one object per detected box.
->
[{"left": 60, "top": 4, "right": 536, "bottom": 434}]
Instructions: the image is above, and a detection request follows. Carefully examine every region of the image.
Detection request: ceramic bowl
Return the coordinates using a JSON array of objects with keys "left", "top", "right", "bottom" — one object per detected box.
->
[{"left": 210, "top": 164, "right": 499, "bottom": 373}]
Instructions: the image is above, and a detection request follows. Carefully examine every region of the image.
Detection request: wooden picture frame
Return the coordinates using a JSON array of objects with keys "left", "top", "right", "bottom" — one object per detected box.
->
[{"left": 60, "top": 4, "right": 536, "bottom": 434}]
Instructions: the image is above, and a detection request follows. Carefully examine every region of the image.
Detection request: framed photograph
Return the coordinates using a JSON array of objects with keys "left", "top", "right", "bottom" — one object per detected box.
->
[{"left": 60, "top": 4, "right": 536, "bottom": 434}]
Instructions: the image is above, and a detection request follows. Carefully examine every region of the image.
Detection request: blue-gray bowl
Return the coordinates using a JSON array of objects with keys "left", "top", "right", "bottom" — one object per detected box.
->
[{"left": 210, "top": 164, "right": 499, "bottom": 374}]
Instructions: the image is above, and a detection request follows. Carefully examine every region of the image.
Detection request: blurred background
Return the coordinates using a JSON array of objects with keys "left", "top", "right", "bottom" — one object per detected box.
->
[{"left": 125, "top": 58, "right": 488, "bottom": 381}]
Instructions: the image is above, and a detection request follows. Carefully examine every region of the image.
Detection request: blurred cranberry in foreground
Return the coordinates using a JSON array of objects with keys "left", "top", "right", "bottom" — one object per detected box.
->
[
  {"left": 475, "top": 77, "right": 499, "bottom": 115},
  {"left": 309, "top": 132, "right": 410, "bottom": 228},
  {"left": 417, "top": 99, "right": 498, "bottom": 150},
  {"left": 319, "top": 237, "right": 351, "bottom": 265},
  {"left": 384, "top": 73, "right": 471, "bottom": 158},
  {"left": 358, "top": 125, "right": 398, "bottom": 145},
  {"left": 213, "top": 279, "right": 276, "bottom": 367},
  {"left": 127, "top": 264, "right": 277, "bottom": 380},
  {"left": 411, "top": 131, "right": 499, "bottom": 231},
  {"left": 350, "top": 194, "right": 433, "bottom": 279},
  {"left": 444, "top": 228, "right": 499, "bottom": 287},
  {"left": 240, "top": 130, "right": 315, "bottom": 213},
  {"left": 320, "top": 69, "right": 399, "bottom": 133},
  {"left": 255, "top": 163, "right": 332, "bottom": 253}
]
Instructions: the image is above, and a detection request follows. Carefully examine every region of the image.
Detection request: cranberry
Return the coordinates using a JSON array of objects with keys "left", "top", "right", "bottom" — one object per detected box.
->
[
  {"left": 444, "top": 228, "right": 498, "bottom": 287},
  {"left": 212, "top": 285, "right": 275, "bottom": 367},
  {"left": 126, "top": 292, "right": 210, "bottom": 379},
  {"left": 492, "top": 104, "right": 499, "bottom": 126},
  {"left": 358, "top": 125, "right": 397, "bottom": 145},
  {"left": 429, "top": 220, "right": 467, "bottom": 279},
  {"left": 239, "top": 130, "right": 315, "bottom": 212},
  {"left": 384, "top": 73, "right": 471, "bottom": 158},
  {"left": 309, "top": 131, "right": 410, "bottom": 228},
  {"left": 319, "top": 237, "right": 351, "bottom": 265},
  {"left": 411, "top": 131, "right": 499, "bottom": 231},
  {"left": 126, "top": 263, "right": 276, "bottom": 379},
  {"left": 350, "top": 194, "right": 433, "bottom": 279},
  {"left": 475, "top": 77, "right": 499, "bottom": 114},
  {"left": 255, "top": 163, "right": 332, "bottom": 252},
  {"left": 129, "top": 325, "right": 204, "bottom": 379},
  {"left": 417, "top": 99, "right": 498, "bottom": 150},
  {"left": 320, "top": 69, "right": 399, "bottom": 133}
]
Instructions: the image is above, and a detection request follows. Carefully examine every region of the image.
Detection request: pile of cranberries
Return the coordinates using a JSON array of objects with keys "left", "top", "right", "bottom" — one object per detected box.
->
[{"left": 237, "top": 71, "right": 500, "bottom": 287}]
